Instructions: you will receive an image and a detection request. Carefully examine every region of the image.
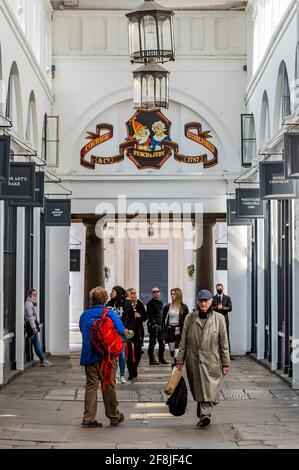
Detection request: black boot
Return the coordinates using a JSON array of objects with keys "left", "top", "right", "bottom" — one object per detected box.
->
[
  {"left": 159, "top": 357, "right": 169, "bottom": 365},
  {"left": 149, "top": 356, "right": 159, "bottom": 365}
]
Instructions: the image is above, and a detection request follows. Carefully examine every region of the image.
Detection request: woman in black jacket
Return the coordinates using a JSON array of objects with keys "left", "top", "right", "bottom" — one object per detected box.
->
[
  {"left": 123, "top": 288, "right": 147, "bottom": 380},
  {"left": 163, "top": 288, "right": 189, "bottom": 367},
  {"left": 107, "top": 285, "right": 127, "bottom": 383}
]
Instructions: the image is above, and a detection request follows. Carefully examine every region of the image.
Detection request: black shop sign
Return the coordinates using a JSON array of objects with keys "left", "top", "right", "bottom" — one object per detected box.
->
[
  {"left": 10, "top": 172, "right": 45, "bottom": 207},
  {"left": 0, "top": 135, "right": 11, "bottom": 183},
  {"left": 259, "top": 161, "right": 297, "bottom": 199},
  {"left": 236, "top": 188, "right": 264, "bottom": 219},
  {"left": 44, "top": 199, "right": 71, "bottom": 226},
  {"left": 0, "top": 162, "right": 35, "bottom": 201},
  {"left": 284, "top": 132, "right": 299, "bottom": 179}
]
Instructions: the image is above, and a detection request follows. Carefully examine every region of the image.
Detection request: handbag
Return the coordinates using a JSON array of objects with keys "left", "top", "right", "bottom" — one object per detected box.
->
[
  {"left": 164, "top": 366, "right": 183, "bottom": 395},
  {"left": 25, "top": 320, "right": 40, "bottom": 337},
  {"left": 166, "top": 377, "right": 188, "bottom": 417}
]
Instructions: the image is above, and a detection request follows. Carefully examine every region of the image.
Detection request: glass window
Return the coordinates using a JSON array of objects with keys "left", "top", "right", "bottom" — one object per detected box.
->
[{"left": 241, "top": 114, "right": 256, "bottom": 167}]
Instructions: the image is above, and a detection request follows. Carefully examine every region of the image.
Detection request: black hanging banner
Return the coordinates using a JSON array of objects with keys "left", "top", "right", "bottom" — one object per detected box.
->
[
  {"left": 216, "top": 247, "right": 227, "bottom": 271},
  {"left": 0, "top": 162, "right": 35, "bottom": 201},
  {"left": 284, "top": 132, "right": 299, "bottom": 179},
  {"left": 10, "top": 172, "right": 45, "bottom": 207},
  {"left": 236, "top": 188, "right": 264, "bottom": 219},
  {"left": 44, "top": 198, "right": 71, "bottom": 226},
  {"left": 227, "top": 199, "right": 253, "bottom": 226},
  {"left": 0, "top": 135, "right": 11, "bottom": 183},
  {"left": 259, "top": 161, "right": 297, "bottom": 200}
]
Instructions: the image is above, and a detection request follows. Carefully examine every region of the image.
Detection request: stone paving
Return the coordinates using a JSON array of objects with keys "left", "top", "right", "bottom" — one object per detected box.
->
[{"left": 0, "top": 353, "right": 299, "bottom": 449}]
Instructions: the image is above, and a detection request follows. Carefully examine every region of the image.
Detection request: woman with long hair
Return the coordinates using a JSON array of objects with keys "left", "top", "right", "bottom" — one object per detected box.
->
[
  {"left": 107, "top": 286, "right": 127, "bottom": 383},
  {"left": 123, "top": 288, "right": 147, "bottom": 381},
  {"left": 163, "top": 288, "right": 189, "bottom": 367},
  {"left": 24, "top": 289, "right": 53, "bottom": 367}
]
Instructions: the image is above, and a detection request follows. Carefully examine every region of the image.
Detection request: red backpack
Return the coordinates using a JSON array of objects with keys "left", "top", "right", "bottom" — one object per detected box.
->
[{"left": 90, "top": 308, "right": 124, "bottom": 391}]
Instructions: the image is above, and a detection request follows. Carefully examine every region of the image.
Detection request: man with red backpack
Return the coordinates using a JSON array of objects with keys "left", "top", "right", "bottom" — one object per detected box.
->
[{"left": 79, "top": 286, "right": 132, "bottom": 428}]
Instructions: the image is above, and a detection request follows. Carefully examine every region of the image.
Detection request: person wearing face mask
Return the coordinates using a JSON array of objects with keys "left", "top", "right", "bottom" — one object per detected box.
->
[
  {"left": 212, "top": 284, "right": 233, "bottom": 360},
  {"left": 176, "top": 290, "right": 230, "bottom": 428},
  {"left": 24, "top": 289, "right": 53, "bottom": 367}
]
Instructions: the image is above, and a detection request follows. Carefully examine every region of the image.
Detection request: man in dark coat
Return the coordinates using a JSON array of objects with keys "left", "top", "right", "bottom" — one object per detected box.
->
[
  {"left": 212, "top": 283, "right": 233, "bottom": 359},
  {"left": 146, "top": 287, "right": 169, "bottom": 365}
]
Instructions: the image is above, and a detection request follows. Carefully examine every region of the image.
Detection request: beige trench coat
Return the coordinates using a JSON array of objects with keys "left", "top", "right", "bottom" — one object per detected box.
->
[{"left": 176, "top": 311, "right": 230, "bottom": 403}]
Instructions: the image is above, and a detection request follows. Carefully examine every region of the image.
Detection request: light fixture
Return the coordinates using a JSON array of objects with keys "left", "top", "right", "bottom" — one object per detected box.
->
[
  {"left": 126, "top": 0, "right": 175, "bottom": 64},
  {"left": 133, "top": 62, "right": 169, "bottom": 109}
]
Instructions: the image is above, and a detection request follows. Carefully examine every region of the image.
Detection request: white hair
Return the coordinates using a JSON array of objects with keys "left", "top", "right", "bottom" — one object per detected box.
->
[{"left": 152, "top": 121, "right": 166, "bottom": 132}]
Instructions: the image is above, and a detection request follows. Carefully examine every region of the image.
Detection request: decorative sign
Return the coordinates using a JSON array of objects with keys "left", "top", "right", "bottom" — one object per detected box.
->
[
  {"left": 0, "top": 162, "right": 35, "bottom": 201},
  {"left": 259, "top": 161, "right": 297, "bottom": 200},
  {"left": 227, "top": 199, "right": 253, "bottom": 226},
  {"left": 70, "top": 249, "right": 81, "bottom": 272},
  {"left": 10, "top": 172, "right": 45, "bottom": 207},
  {"left": 44, "top": 199, "right": 71, "bottom": 226},
  {"left": 284, "top": 132, "right": 299, "bottom": 179},
  {"left": 0, "top": 135, "right": 10, "bottom": 183},
  {"left": 236, "top": 188, "right": 264, "bottom": 219},
  {"left": 216, "top": 247, "right": 227, "bottom": 271},
  {"left": 80, "top": 109, "right": 218, "bottom": 170}
]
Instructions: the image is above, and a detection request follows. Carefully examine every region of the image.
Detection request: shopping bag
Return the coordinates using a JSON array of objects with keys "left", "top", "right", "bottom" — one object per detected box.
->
[{"left": 164, "top": 367, "right": 183, "bottom": 395}]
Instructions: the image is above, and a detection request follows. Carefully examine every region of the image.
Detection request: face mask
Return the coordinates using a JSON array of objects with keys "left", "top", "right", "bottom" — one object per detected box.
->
[{"left": 217, "top": 289, "right": 223, "bottom": 295}]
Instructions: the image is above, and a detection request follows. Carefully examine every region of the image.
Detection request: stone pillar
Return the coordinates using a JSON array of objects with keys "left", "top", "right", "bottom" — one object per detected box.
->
[
  {"left": 15, "top": 207, "right": 25, "bottom": 371},
  {"left": 195, "top": 220, "right": 214, "bottom": 295},
  {"left": 84, "top": 222, "right": 105, "bottom": 309},
  {"left": 227, "top": 224, "right": 249, "bottom": 356},
  {"left": 292, "top": 199, "right": 299, "bottom": 389}
]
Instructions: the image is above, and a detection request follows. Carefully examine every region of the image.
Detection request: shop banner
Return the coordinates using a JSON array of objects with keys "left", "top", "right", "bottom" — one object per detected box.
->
[
  {"left": 284, "top": 132, "right": 299, "bottom": 179},
  {"left": 0, "top": 162, "right": 35, "bottom": 201},
  {"left": 236, "top": 188, "right": 264, "bottom": 219},
  {"left": 0, "top": 135, "right": 11, "bottom": 183},
  {"left": 44, "top": 198, "right": 71, "bottom": 226},
  {"left": 259, "top": 161, "right": 297, "bottom": 199},
  {"left": 10, "top": 172, "right": 45, "bottom": 207}
]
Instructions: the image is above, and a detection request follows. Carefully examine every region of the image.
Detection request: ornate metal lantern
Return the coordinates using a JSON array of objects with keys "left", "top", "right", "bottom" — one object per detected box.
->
[
  {"left": 133, "top": 63, "right": 169, "bottom": 109},
  {"left": 126, "top": 0, "right": 175, "bottom": 64}
]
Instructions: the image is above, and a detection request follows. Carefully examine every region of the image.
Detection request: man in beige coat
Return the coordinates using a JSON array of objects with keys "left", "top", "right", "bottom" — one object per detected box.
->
[{"left": 176, "top": 289, "right": 230, "bottom": 428}]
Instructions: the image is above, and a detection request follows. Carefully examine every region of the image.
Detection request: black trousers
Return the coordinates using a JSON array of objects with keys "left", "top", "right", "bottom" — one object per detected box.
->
[
  {"left": 126, "top": 342, "right": 142, "bottom": 378},
  {"left": 148, "top": 327, "right": 165, "bottom": 359}
]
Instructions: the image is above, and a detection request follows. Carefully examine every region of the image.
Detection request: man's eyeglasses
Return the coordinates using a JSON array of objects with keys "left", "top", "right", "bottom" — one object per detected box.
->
[{"left": 152, "top": 290, "right": 160, "bottom": 293}]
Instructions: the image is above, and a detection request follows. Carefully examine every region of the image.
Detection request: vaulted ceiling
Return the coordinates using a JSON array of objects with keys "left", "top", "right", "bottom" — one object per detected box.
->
[{"left": 51, "top": 0, "right": 247, "bottom": 11}]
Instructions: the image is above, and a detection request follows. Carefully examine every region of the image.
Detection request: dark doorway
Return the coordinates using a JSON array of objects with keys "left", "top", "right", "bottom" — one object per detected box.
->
[
  {"left": 251, "top": 220, "right": 258, "bottom": 354},
  {"left": 264, "top": 200, "right": 272, "bottom": 362},
  {"left": 139, "top": 250, "right": 168, "bottom": 305}
]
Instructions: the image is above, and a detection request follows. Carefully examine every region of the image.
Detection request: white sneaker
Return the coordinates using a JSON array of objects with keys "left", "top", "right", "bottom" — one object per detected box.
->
[
  {"left": 116, "top": 377, "right": 120, "bottom": 384},
  {"left": 40, "top": 360, "right": 54, "bottom": 367},
  {"left": 120, "top": 376, "right": 126, "bottom": 384}
]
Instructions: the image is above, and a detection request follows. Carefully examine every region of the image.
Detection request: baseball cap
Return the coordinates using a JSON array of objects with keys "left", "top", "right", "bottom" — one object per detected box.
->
[{"left": 197, "top": 289, "right": 213, "bottom": 301}]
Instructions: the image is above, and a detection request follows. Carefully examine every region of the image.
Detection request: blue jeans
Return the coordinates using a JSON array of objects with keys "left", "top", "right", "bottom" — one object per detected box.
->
[
  {"left": 31, "top": 333, "right": 45, "bottom": 362},
  {"left": 117, "top": 345, "right": 126, "bottom": 376}
]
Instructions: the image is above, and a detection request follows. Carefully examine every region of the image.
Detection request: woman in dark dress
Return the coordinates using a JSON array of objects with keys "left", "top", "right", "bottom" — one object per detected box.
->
[
  {"left": 163, "top": 288, "right": 189, "bottom": 367},
  {"left": 123, "top": 288, "right": 147, "bottom": 381}
]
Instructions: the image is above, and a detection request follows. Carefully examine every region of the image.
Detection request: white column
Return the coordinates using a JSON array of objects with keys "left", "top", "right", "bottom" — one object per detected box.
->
[
  {"left": 0, "top": 202, "right": 4, "bottom": 385},
  {"left": 292, "top": 200, "right": 299, "bottom": 389},
  {"left": 256, "top": 218, "right": 265, "bottom": 360},
  {"left": 15, "top": 207, "right": 25, "bottom": 371},
  {"left": 45, "top": 226, "right": 70, "bottom": 355},
  {"left": 227, "top": 225, "right": 248, "bottom": 355},
  {"left": 271, "top": 201, "right": 278, "bottom": 371},
  {"left": 33, "top": 208, "right": 40, "bottom": 298}
]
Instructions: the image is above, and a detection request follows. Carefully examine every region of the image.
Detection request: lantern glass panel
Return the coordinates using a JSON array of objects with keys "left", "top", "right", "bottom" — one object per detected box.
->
[
  {"left": 134, "top": 75, "right": 142, "bottom": 108},
  {"left": 158, "top": 16, "right": 172, "bottom": 53},
  {"left": 141, "top": 15, "right": 158, "bottom": 53},
  {"left": 129, "top": 16, "right": 140, "bottom": 57}
]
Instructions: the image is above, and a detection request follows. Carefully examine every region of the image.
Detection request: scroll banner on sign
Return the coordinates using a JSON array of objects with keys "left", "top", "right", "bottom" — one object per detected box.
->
[{"left": 80, "top": 110, "right": 218, "bottom": 170}]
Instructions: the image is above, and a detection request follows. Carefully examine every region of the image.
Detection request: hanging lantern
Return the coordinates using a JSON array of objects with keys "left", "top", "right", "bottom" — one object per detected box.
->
[
  {"left": 133, "top": 63, "right": 169, "bottom": 109},
  {"left": 126, "top": 0, "right": 175, "bottom": 64}
]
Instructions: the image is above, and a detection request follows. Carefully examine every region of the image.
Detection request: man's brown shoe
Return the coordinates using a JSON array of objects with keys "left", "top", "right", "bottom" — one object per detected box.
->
[
  {"left": 81, "top": 420, "right": 103, "bottom": 428},
  {"left": 110, "top": 413, "right": 124, "bottom": 426}
]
